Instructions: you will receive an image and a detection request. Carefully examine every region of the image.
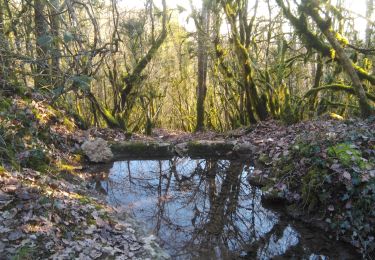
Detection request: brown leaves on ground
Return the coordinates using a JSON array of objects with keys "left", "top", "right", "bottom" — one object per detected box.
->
[{"left": 0, "top": 168, "right": 156, "bottom": 259}]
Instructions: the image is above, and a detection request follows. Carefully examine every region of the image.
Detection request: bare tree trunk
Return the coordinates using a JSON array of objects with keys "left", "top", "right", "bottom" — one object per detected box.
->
[
  {"left": 0, "top": 0, "right": 8, "bottom": 89},
  {"left": 366, "top": 0, "right": 374, "bottom": 48},
  {"left": 49, "top": 0, "right": 60, "bottom": 73}
]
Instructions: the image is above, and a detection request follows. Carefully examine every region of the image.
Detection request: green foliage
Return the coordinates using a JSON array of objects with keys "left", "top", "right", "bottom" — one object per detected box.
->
[
  {"left": 328, "top": 143, "right": 363, "bottom": 167},
  {"left": 20, "top": 148, "right": 50, "bottom": 171},
  {"left": 71, "top": 75, "right": 93, "bottom": 92},
  {"left": 0, "top": 98, "right": 12, "bottom": 111},
  {"left": 63, "top": 31, "right": 75, "bottom": 42},
  {"left": 301, "top": 167, "right": 331, "bottom": 212},
  {"left": 12, "top": 245, "right": 36, "bottom": 260},
  {"left": 280, "top": 102, "right": 300, "bottom": 125},
  {"left": 279, "top": 87, "right": 300, "bottom": 125},
  {"left": 36, "top": 34, "right": 53, "bottom": 48},
  {"left": 266, "top": 123, "right": 375, "bottom": 256}
]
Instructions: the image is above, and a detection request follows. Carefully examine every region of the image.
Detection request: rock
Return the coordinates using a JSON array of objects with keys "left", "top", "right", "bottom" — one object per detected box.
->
[
  {"left": 81, "top": 138, "right": 114, "bottom": 163},
  {"left": 174, "top": 142, "right": 188, "bottom": 156},
  {"left": 129, "top": 243, "right": 142, "bottom": 251},
  {"left": 102, "top": 246, "right": 115, "bottom": 255},
  {"left": 233, "top": 142, "right": 257, "bottom": 155},
  {"left": 89, "top": 249, "right": 102, "bottom": 259}
]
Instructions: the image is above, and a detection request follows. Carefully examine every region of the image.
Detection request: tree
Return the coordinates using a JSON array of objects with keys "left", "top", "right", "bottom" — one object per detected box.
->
[
  {"left": 221, "top": 0, "right": 268, "bottom": 123},
  {"left": 301, "top": 0, "right": 373, "bottom": 118},
  {"left": 191, "top": 0, "right": 212, "bottom": 131},
  {"left": 119, "top": 0, "right": 168, "bottom": 115},
  {"left": 276, "top": 0, "right": 374, "bottom": 118},
  {"left": 34, "top": 0, "right": 49, "bottom": 89},
  {"left": 366, "top": 0, "right": 374, "bottom": 48}
]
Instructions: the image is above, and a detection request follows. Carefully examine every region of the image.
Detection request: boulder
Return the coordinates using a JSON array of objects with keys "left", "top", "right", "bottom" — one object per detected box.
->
[{"left": 81, "top": 138, "right": 114, "bottom": 163}]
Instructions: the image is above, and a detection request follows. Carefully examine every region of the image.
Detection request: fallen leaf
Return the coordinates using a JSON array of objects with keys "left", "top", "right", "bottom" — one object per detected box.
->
[
  {"left": 2, "top": 185, "right": 18, "bottom": 194},
  {"left": 16, "top": 190, "right": 34, "bottom": 200},
  {"left": 343, "top": 171, "right": 351, "bottom": 180},
  {"left": 361, "top": 174, "right": 370, "bottom": 182},
  {"left": 84, "top": 225, "right": 96, "bottom": 235}
]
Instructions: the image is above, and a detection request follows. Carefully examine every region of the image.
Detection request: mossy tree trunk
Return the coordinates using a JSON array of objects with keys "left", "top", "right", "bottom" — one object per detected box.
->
[
  {"left": 193, "top": 0, "right": 211, "bottom": 132},
  {"left": 34, "top": 0, "right": 49, "bottom": 89},
  {"left": 303, "top": 0, "right": 374, "bottom": 118},
  {"left": 276, "top": 0, "right": 375, "bottom": 86},
  {"left": 221, "top": 0, "right": 268, "bottom": 124},
  {"left": 309, "top": 54, "right": 323, "bottom": 112},
  {"left": 120, "top": 0, "right": 168, "bottom": 113},
  {"left": 0, "top": 0, "right": 10, "bottom": 89},
  {"left": 49, "top": 0, "right": 60, "bottom": 82}
]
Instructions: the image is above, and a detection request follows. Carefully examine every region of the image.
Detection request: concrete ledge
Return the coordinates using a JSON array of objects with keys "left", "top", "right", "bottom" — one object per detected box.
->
[
  {"left": 110, "top": 140, "right": 255, "bottom": 160},
  {"left": 110, "top": 141, "right": 174, "bottom": 160}
]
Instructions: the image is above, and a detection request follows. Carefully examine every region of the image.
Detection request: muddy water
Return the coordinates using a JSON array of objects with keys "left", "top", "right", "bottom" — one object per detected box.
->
[{"left": 96, "top": 158, "right": 359, "bottom": 259}]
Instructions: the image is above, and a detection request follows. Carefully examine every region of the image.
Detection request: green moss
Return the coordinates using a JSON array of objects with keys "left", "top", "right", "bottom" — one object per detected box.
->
[
  {"left": 186, "top": 141, "right": 234, "bottom": 158},
  {"left": 0, "top": 98, "right": 11, "bottom": 112},
  {"left": 277, "top": 162, "right": 294, "bottom": 177},
  {"left": 259, "top": 153, "right": 272, "bottom": 165},
  {"left": 72, "top": 153, "right": 84, "bottom": 163},
  {"left": 94, "top": 204, "right": 104, "bottom": 211},
  {"left": 100, "top": 212, "right": 111, "bottom": 221},
  {"left": 328, "top": 143, "right": 363, "bottom": 167},
  {"left": 292, "top": 140, "right": 322, "bottom": 158},
  {"left": 56, "top": 161, "right": 76, "bottom": 174},
  {"left": 87, "top": 217, "right": 96, "bottom": 226},
  {"left": 31, "top": 108, "right": 43, "bottom": 121},
  {"left": 62, "top": 117, "right": 75, "bottom": 131},
  {"left": 72, "top": 193, "right": 92, "bottom": 205},
  {"left": 111, "top": 141, "right": 174, "bottom": 158},
  {"left": 12, "top": 245, "right": 36, "bottom": 260}
]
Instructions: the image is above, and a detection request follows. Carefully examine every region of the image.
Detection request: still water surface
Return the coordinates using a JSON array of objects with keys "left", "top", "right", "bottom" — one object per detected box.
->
[{"left": 96, "top": 158, "right": 359, "bottom": 259}]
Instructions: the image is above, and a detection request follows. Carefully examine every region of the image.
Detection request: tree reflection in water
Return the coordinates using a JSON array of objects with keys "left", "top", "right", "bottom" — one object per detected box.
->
[{"left": 98, "top": 158, "right": 356, "bottom": 259}]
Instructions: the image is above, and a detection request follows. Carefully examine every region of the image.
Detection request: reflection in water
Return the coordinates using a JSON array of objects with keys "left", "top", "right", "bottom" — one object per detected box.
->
[{"left": 98, "top": 158, "right": 358, "bottom": 260}]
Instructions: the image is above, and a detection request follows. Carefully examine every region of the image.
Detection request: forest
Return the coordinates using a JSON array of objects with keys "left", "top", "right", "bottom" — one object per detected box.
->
[{"left": 0, "top": 0, "right": 374, "bottom": 259}]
